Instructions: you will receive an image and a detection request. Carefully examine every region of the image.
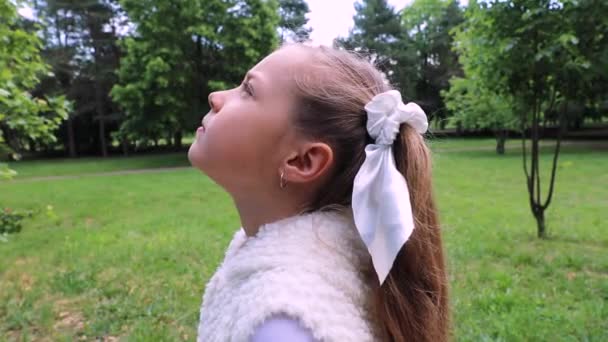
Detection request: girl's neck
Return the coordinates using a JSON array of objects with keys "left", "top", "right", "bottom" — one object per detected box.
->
[{"left": 233, "top": 193, "right": 302, "bottom": 237}]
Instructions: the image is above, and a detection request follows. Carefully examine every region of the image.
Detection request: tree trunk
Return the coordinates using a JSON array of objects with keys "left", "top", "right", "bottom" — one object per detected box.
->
[
  {"left": 174, "top": 130, "right": 183, "bottom": 150},
  {"left": 92, "top": 39, "right": 108, "bottom": 157},
  {"left": 96, "top": 86, "right": 108, "bottom": 157},
  {"left": 166, "top": 132, "right": 173, "bottom": 148},
  {"left": 28, "top": 138, "right": 37, "bottom": 153},
  {"left": 495, "top": 130, "right": 506, "bottom": 155},
  {"left": 456, "top": 121, "right": 463, "bottom": 136},
  {"left": 67, "top": 117, "right": 77, "bottom": 158},
  {"left": 496, "top": 138, "right": 505, "bottom": 155},
  {"left": 522, "top": 85, "right": 564, "bottom": 239},
  {"left": 534, "top": 205, "right": 546, "bottom": 238},
  {"left": 121, "top": 137, "right": 129, "bottom": 156}
]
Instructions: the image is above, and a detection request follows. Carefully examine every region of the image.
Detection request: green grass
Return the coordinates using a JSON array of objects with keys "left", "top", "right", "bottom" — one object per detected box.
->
[
  {"left": 434, "top": 147, "right": 607, "bottom": 341},
  {"left": 0, "top": 139, "right": 606, "bottom": 341},
  {"left": 6, "top": 153, "right": 191, "bottom": 179},
  {"left": 1, "top": 169, "right": 234, "bottom": 341}
]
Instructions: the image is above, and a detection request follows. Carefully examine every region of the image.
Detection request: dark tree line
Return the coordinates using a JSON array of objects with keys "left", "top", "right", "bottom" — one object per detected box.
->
[
  {"left": 2, "top": 0, "right": 311, "bottom": 157},
  {"left": 2, "top": 0, "right": 606, "bottom": 162}
]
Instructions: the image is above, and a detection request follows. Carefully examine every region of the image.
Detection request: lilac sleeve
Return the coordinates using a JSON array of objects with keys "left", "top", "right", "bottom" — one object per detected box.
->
[{"left": 250, "top": 313, "right": 319, "bottom": 342}]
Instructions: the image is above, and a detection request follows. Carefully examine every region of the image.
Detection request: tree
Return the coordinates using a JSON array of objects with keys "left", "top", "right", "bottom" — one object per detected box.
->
[
  {"left": 401, "top": 0, "right": 463, "bottom": 128},
  {"left": 278, "top": 0, "right": 311, "bottom": 43},
  {"left": 455, "top": 0, "right": 608, "bottom": 237},
  {"left": 442, "top": 77, "right": 517, "bottom": 154},
  {"left": 112, "top": 0, "right": 203, "bottom": 150},
  {"left": 556, "top": 0, "right": 608, "bottom": 128},
  {"left": 0, "top": 0, "right": 69, "bottom": 158},
  {"left": 82, "top": 0, "right": 122, "bottom": 157},
  {"left": 442, "top": 1, "right": 517, "bottom": 154},
  {"left": 33, "top": 0, "right": 123, "bottom": 157},
  {"left": 112, "top": 0, "right": 279, "bottom": 150},
  {"left": 337, "top": 0, "right": 464, "bottom": 125},
  {"left": 336, "top": 0, "right": 418, "bottom": 99}
]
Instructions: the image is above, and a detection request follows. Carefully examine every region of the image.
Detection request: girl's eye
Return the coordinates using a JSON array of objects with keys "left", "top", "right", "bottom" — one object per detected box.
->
[{"left": 241, "top": 81, "right": 253, "bottom": 97}]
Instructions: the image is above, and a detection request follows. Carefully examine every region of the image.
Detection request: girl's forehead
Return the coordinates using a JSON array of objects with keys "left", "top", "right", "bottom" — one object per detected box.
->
[{"left": 251, "top": 47, "right": 311, "bottom": 82}]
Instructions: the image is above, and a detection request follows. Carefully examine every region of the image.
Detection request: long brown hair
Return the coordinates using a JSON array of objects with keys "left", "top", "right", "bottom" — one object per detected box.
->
[{"left": 287, "top": 44, "right": 449, "bottom": 342}]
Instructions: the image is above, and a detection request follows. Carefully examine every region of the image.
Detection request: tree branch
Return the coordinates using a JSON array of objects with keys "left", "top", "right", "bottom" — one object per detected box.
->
[
  {"left": 521, "top": 121, "right": 531, "bottom": 184},
  {"left": 534, "top": 96, "right": 541, "bottom": 207},
  {"left": 543, "top": 101, "right": 566, "bottom": 209}
]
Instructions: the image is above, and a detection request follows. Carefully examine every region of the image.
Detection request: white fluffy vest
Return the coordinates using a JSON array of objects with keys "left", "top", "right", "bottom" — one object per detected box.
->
[{"left": 197, "top": 210, "right": 384, "bottom": 342}]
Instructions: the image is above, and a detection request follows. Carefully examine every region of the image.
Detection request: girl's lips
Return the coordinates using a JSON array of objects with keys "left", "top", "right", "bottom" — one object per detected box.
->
[{"left": 199, "top": 113, "right": 214, "bottom": 134}]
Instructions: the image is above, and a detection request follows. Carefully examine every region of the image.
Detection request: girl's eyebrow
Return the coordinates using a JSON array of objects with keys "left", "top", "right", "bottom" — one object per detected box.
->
[{"left": 245, "top": 71, "right": 261, "bottom": 83}]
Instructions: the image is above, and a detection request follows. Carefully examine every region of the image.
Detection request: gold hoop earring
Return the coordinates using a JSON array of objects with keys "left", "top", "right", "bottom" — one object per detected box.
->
[{"left": 280, "top": 170, "right": 287, "bottom": 189}]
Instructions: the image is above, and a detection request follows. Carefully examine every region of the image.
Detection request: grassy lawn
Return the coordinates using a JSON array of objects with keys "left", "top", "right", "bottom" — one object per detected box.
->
[
  {"left": 0, "top": 139, "right": 606, "bottom": 341},
  {"left": 6, "top": 153, "right": 191, "bottom": 179}
]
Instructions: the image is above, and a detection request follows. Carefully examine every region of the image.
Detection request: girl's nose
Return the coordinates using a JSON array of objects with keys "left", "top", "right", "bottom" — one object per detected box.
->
[{"left": 208, "top": 92, "right": 223, "bottom": 113}]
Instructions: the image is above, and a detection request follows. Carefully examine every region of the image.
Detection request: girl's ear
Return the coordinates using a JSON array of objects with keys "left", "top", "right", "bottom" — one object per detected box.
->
[{"left": 282, "top": 142, "right": 334, "bottom": 184}]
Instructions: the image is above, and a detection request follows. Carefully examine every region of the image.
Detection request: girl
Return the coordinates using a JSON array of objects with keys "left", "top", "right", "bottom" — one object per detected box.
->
[{"left": 189, "top": 44, "right": 449, "bottom": 342}]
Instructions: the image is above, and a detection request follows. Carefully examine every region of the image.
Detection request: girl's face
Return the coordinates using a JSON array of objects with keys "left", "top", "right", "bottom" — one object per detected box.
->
[{"left": 188, "top": 47, "right": 308, "bottom": 196}]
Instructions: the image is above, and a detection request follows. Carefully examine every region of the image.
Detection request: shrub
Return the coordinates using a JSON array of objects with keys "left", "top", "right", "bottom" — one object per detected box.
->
[
  {"left": 0, "top": 208, "right": 33, "bottom": 234},
  {"left": 0, "top": 163, "right": 17, "bottom": 180}
]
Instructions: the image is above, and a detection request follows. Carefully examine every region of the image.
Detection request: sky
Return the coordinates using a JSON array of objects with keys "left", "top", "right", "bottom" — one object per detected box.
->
[
  {"left": 307, "top": 0, "right": 416, "bottom": 46},
  {"left": 17, "top": 6, "right": 34, "bottom": 20},
  {"left": 18, "top": 0, "right": 469, "bottom": 46},
  {"left": 307, "top": 0, "right": 469, "bottom": 46}
]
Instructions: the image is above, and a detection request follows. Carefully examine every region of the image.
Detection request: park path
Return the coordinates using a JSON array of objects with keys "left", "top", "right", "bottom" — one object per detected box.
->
[
  {"left": 8, "top": 140, "right": 606, "bottom": 183},
  {"left": 431, "top": 140, "right": 608, "bottom": 152}
]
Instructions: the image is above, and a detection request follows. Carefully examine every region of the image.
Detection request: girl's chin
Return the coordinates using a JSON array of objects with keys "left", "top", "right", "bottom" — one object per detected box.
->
[{"left": 187, "top": 144, "right": 202, "bottom": 166}]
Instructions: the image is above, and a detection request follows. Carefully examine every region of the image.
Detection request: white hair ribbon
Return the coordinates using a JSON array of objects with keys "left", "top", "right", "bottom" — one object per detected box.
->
[{"left": 352, "top": 90, "right": 428, "bottom": 285}]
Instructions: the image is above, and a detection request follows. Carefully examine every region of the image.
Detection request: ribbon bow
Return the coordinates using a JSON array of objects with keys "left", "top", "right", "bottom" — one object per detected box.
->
[
  {"left": 365, "top": 90, "right": 428, "bottom": 144},
  {"left": 352, "top": 90, "right": 428, "bottom": 285}
]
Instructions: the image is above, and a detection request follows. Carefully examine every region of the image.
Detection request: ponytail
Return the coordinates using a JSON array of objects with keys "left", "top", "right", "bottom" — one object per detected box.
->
[{"left": 372, "top": 125, "right": 450, "bottom": 342}]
